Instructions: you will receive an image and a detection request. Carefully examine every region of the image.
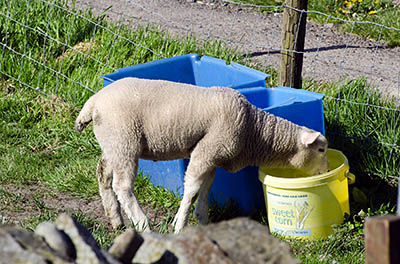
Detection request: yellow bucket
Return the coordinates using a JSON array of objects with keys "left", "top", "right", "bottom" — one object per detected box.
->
[{"left": 258, "top": 149, "right": 355, "bottom": 239}]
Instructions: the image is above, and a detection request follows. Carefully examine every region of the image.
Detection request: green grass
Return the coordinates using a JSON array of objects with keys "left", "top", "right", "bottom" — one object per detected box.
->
[
  {"left": 0, "top": 0, "right": 249, "bottom": 106},
  {"left": 0, "top": 85, "right": 98, "bottom": 193},
  {"left": 308, "top": 0, "right": 400, "bottom": 47},
  {"left": 233, "top": 0, "right": 400, "bottom": 46},
  {"left": 307, "top": 78, "right": 400, "bottom": 184},
  {"left": 0, "top": 0, "right": 399, "bottom": 263},
  {"left": 288, "top": 202, "right": 395, "bottom": 263}
]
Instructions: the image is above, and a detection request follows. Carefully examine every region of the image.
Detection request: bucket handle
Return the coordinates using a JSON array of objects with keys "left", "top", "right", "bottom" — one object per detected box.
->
[{"left": 346, "top": 171, "right": 356, "bottom": 185}]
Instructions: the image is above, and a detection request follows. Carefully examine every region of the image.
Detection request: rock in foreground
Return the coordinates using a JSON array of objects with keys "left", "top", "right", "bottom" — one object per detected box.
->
[{"left": 0, "top": 214, "right": 298, "bottom": 264}]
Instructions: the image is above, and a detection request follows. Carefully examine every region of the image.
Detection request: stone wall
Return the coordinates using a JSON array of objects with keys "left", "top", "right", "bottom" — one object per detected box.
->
[{"left": 0, "top": 213, "right": 299, "bottom": 264}]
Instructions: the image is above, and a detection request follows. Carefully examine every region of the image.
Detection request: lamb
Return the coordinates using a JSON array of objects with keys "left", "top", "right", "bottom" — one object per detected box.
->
[{"left": 75, "top": 77, "right": 329, "bottom": 233}]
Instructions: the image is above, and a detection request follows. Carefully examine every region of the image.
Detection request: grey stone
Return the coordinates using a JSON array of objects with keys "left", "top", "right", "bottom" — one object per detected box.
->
[
  {"left": 0, "top": 225, "right": 71, "bottom": 264},
  {"left": 108, "top": 228, "right": 143, "bottom": 264},
  {"left": 55, "top": 213, "right": 121, "bottom": 264},
  {"left": 133, "top": 231, "right": 233, "bottom": 264},
  {"left": 35, "top": 221, "right": 76, "bottom": 261},
  {"left": 131, "top": 232, "right": 168, "bottom": 263},
  {"left": 0, "top": 216, "right": 299, "bottom": 264},
  {"left": 183, "top": 217, "right": 299, "bottom": 264},
  {"left": 133, "top": 218, "right": 298, "bottom": 264}
]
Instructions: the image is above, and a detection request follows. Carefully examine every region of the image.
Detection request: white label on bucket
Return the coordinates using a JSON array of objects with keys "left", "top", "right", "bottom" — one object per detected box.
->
[
  {"left": 267, "top": 191, "right": 308, "bottom": 206},
  {"left": 267, "top": 191, "right": 313, "bottom": 236},
  {"left": 272, "top": 227, "right": 312, "bottom": 237}
]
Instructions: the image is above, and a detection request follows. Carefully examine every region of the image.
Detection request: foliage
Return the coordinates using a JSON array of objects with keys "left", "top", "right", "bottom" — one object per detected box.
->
[
  {"left": 309, "top": 0, "right": 400, "bottom": 46},
  {"left": 234, "top": 0, "right": 400, "bottom": 46},
  {"left": 318, "top": 0, "right": 394, "bottom": 18}
]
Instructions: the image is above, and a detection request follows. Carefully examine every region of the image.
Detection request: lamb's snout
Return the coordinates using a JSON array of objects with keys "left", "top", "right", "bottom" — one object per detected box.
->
[{"left": 319, "top": 155, "right": 330, "bottom": 174}]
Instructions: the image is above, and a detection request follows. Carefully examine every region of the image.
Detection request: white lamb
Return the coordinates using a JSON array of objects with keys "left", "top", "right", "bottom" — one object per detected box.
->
[{"left": 75, "top": 77, "right": 329, "bottom": 233}]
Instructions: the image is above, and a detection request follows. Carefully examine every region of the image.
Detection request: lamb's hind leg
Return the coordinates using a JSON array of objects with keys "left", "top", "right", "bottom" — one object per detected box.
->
[
  {"left": 97, "top": 155, "right": 123, "bottom": 229},
  {"left": 111, "top": 158, "right": 151, "bottom": 232}
]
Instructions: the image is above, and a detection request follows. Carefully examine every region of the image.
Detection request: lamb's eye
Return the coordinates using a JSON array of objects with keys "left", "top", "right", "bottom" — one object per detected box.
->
[{"left": 318, "top": 148, "right": 325, "bottom": 153}]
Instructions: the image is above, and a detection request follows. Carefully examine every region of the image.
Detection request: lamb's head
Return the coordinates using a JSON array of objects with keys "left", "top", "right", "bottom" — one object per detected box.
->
[{"left": 288, "top": 129, "right": 329, "bottom": 176}]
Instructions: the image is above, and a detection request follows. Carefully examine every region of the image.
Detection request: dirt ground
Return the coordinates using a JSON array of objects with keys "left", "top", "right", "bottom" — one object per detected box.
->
[
  {"left": 0, "top": 183, "right": 109, "bottom": 227},
  {"left": 0, "top": 182, "right": 173, "bottom": 230}
]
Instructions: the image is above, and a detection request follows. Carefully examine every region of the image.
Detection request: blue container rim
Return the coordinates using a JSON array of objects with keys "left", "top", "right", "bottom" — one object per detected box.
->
[{"left": 100, "top": 53, "right": 269, "bottom": 82}]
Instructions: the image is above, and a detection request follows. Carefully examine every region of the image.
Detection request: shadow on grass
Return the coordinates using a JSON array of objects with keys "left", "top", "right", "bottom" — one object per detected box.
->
[
  {"left": 326, "top": 119, "right": 398, "bottom": 215},
  {"left": 208, "top": 198, "right": 268, "bottom": 225}
]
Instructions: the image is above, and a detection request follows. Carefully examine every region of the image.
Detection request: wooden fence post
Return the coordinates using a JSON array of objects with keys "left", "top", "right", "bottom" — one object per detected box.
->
[
  {"left": 365, "top": 215, "right": 400, "bottom": 264},
  {"left": 279, "top": 0, "right": 308, "bottom": 89}
]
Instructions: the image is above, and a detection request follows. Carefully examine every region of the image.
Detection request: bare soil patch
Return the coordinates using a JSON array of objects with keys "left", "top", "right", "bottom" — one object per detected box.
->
[
  {"left": 0, "top": 183, "right": 107, "bottom": 226},
  {"left": 0, "top": 183, "right": 166, "bottom": 229}
]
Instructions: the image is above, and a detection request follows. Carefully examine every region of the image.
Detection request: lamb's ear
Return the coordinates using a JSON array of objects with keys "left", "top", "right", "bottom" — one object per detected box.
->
[{"left": 300, "top": 131, "right": 321, "bottom": 146}]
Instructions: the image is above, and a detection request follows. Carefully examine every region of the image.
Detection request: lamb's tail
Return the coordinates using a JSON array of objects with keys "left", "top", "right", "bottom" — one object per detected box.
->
[{"left": 75, "top": 96, "right": 95, "bottom": 133}]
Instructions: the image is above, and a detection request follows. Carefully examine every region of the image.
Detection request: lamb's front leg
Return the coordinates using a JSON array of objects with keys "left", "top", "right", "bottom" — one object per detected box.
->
[
  {"left": 112, "top": 158, "right": 151, "bottom": 232},
  {"left": 194, "top": 169, "right": 216, "bottom": 225},
  {"left": 173, "top": 159, "right": 215, "bottom": 233}
]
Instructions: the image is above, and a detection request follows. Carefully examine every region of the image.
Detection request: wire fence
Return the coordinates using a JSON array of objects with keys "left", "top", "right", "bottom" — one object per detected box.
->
[{"left": 1, "top": 0, "right": 400, "bottom": 184}]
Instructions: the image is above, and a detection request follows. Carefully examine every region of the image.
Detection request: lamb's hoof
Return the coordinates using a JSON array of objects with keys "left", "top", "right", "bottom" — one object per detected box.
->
[
  {"left": 193, "top": 211, "right": 209, "bottom": 225},
  {"left": 172, "top": 219, "right": 184, "bottom": 234},
  {"left": 111, "top": 218, "right": 124, "bottom": 230}
]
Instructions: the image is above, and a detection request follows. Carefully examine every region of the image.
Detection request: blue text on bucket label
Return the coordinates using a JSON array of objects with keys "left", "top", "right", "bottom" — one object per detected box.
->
[{"left": 267, "top": 191, "right": 308, "bottom": 206}]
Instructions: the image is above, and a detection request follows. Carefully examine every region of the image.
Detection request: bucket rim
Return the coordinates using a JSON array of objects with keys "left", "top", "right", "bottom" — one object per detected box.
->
[{"left": 258, "top": 149, "right": 350, "bottom": 189}]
